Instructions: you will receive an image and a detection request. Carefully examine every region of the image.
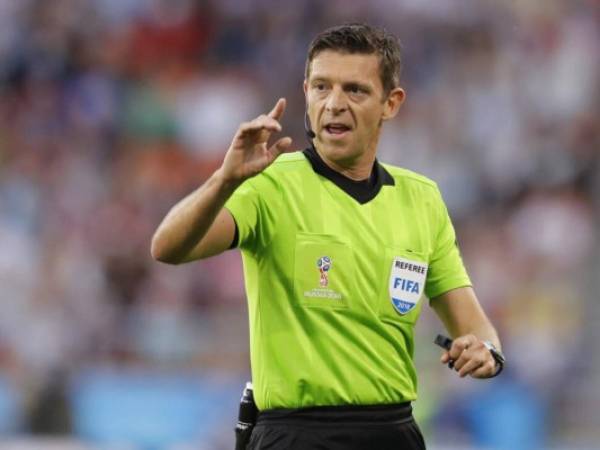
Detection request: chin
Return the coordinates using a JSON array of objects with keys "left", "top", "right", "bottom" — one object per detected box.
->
[{"left": 319, "top": 141, "right": 360, "bottom": 163}]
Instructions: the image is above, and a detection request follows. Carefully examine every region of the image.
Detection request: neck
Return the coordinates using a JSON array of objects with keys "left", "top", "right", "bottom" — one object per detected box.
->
[{"left": 313, "top": 146, "right": 376, "bottom": 181}]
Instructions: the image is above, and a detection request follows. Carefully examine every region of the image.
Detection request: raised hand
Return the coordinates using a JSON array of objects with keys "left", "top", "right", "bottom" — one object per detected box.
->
[{"left": 220, "top": 98, "right": 293, "bottom": 185}]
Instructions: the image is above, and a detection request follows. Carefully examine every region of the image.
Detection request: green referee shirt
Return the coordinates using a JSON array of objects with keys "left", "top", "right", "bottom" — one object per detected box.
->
[{"left": 224, "top": 147, "right": 471, "bottom": 410}]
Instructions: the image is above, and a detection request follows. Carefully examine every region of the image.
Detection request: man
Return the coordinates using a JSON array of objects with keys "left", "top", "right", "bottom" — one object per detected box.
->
[{"left": 151, "top": 23, "right": 504, "bottom": 450}]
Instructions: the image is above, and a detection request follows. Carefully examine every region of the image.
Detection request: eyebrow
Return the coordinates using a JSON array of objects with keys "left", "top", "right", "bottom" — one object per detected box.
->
[
  {"left": 310, "top": 77, "right": 373, "bottom": 91},
  {"left": 345, "top": 81, "right": 372, "bottom": 92}
]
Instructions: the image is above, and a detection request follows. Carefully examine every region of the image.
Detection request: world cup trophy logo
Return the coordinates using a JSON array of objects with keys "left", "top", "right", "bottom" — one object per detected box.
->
[{"left": 316, "top": 256, "right": 332, "bottom": 287}]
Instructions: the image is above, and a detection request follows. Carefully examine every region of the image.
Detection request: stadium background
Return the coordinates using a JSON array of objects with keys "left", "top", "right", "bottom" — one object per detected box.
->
[{"left": 0, "top": 0, "right": 598, "bottom": 449}]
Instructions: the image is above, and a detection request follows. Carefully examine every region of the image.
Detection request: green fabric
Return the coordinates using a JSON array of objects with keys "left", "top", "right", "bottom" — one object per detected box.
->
[{"left": 224, "top": 152, "right": 471, "bottom": 410}]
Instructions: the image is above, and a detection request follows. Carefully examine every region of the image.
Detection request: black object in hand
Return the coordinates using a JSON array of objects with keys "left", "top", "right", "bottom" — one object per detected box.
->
[{"left": 434, "top": 334, "right": 455, "bottom": 369}]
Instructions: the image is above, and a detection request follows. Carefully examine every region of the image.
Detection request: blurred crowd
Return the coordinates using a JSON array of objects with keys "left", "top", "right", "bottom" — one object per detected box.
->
[{"left": 0, "top": 0, "right": 598, "bottom": 448}]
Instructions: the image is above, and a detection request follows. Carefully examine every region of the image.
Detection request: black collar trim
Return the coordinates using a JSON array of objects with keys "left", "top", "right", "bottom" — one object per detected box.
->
[{"left": 302, "top": 145, "right": 395, "bottom": 204}]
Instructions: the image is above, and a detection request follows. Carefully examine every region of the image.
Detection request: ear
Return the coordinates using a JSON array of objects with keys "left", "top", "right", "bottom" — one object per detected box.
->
[
  {"left": 303, "top": 79, "right": 308, "bottom": 98},
  {"left": 381, "top": 87, "right": 406, "bottom": 121}
]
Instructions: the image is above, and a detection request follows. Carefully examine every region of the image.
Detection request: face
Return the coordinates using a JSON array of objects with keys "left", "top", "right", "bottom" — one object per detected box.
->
[{"left": 304, "top": 50, "right": 405, "bottom": 167}]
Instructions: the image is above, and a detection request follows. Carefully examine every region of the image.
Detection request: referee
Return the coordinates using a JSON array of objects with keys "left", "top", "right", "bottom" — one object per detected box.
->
[{"left": 151, "top": 23, "right": 504, "bottom": 450}]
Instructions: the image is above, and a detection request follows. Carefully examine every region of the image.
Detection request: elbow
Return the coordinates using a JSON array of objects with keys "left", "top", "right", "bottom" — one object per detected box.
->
[{"left": 150, "top": 234, "right": 181, "bottom": 265}]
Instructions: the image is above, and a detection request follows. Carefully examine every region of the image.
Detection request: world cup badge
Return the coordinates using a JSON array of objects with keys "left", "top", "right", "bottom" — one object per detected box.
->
[{"left": 316, "top": 256, "right": 332, "bottom": 287}]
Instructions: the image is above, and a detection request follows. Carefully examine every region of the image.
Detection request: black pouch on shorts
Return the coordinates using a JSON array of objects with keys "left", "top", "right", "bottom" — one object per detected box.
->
[{"left": 234, "top": 382, "right": 258, "bottom": 450}]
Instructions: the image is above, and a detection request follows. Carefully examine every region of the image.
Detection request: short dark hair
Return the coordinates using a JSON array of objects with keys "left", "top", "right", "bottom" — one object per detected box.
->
[{"left": 305, "top": 23, "right": 402, "bottom": 96}]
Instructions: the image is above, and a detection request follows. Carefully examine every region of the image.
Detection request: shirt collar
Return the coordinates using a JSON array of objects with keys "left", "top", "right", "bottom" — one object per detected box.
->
[{"left": 302, "top": 145, "right": 394, "bottom": 204}]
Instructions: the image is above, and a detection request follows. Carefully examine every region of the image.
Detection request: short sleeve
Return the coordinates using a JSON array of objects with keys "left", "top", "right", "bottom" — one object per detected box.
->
[
  {"left": 224, "top": 172, "right": 281, "bottom": 252},
  {"left": 425, "top": 188, "right": 472, "bottom": 299}
]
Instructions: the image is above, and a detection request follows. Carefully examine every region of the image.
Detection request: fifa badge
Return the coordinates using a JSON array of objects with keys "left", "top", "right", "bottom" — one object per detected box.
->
[{"left": 389, "top": 257, "right": 428, "bottom": 314}]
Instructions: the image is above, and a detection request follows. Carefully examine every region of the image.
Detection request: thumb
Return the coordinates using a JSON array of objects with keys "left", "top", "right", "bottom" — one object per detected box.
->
[
  {"left": 268, "top": 136, "right": 293, "bottom": 159},
  {"left": 440, "top": 351, "right": 450, "bottom": 363}
]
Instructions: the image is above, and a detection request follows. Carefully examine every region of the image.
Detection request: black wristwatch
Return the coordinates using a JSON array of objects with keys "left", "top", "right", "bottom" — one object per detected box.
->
[{"left": 483, "top": 341, "right": 506, "bottom": 377}]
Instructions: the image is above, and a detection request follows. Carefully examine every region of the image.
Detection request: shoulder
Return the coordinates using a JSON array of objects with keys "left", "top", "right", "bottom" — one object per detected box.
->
[
  {"left": 381, "top": 162, "right": 440, "bottom": 195},
  {"left": 255, "top": 151, "right": 311, "bottom": 182},
  {"left": 380, "top": 163, "right": 447, "bottom": 216},
  {"left": 269, "top": 151, "right": 310, "bottom": 170},
  {"left": 380, "top": 163, "right": 450, "bottom": 227},
  {"left": 241, "top": 151, "right": 310, "bottom": 194}
]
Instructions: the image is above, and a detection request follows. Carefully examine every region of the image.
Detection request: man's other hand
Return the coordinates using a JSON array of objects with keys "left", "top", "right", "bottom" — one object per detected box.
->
[{"left": 440, "top": 334, "right": 498, "bottom": 379}]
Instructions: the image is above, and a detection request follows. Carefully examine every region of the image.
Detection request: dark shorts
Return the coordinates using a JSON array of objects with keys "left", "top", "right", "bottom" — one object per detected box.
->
[{"left": 247, "top": 403, "right": 426, "bottom": 450}]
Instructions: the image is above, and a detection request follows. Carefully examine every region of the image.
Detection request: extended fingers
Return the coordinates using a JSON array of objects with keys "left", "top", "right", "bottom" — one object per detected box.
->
[
  {"left": 239, "top": 114, "right": 282, "bottom": 137},
  {"left": 268, "top": 98, "right": 286, "bottom": 121},
  {"left": 235, "top": 98, "right": 286, "bottom": 143}
]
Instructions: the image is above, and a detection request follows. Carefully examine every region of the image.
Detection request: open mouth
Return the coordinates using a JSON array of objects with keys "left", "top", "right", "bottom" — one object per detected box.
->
[{"left": 324, "top": 123, "right": 352, "bottom": 135}]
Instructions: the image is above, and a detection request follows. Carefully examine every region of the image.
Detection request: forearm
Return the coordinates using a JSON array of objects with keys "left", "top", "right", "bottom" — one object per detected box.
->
[
  {"left": 432, "top": 287, "right": 501, "bottom": 349},
  {"left": 151, "top": 98, "right": 291, "bottom": 264},
  {"left": 433, "top": 287, "right": 504, "bottom": 378},
  {"left": 150, "top": 169, "right": 240, "bottom": 263},
  {"left": 446, "top": 313, "right": 501, "bottom": 350}
]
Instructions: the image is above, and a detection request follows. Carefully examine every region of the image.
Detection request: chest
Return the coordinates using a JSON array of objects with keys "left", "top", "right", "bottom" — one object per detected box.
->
[{"left": 271, "top": 182, "right": 434, "bottom": 319}]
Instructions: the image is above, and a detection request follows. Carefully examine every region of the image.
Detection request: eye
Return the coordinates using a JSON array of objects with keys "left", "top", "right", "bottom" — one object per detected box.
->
[
  {"left": 348, "top": 85, "right": 366, "bottom": 95},
  {"left": 316, "top": 83, "right": 326, "bottom": 91}
]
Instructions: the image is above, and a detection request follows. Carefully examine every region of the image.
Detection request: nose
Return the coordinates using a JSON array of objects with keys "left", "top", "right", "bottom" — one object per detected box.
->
[{"left": 325, "top": 86, "right": 347, "bottom": 114}]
